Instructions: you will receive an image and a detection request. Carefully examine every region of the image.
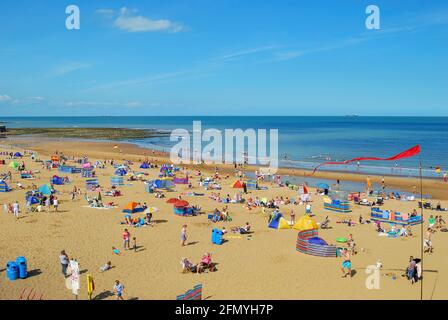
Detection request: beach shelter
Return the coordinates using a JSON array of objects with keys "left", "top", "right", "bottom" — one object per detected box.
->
[
  {"left": 246, "top": 180, "right": 257, "bottom": 190},
  {"left": 38, "top": 184, "right": 52, "bottom": 196},
  {"left": 115, "top": 168, "right": 127, "bottom": 176},
  {"left": 26, "top": 195, "right": 40, "bottom": 205},
  {"left": 316, "top": 183, "right": 329, "bottom": 190},
  {"left": 293, "top": 215, "right": 318, "bottom": 231},
  {"left": 232, "top": 180, "right": 244, "bottom": 188},
  {"left": 9, "top": 161, "right": 19, "bottom": 169},
  {"left": 110, "top": 176, "right": 124, "bottom": 187},
  {"left": 268, "top": 212, "right": 291, "bottom": 230},
  {"left": 166, "top": 198, "right": 180, "bottom": 204},
  {"left": 0, "top": 180, "right": 10, "bottom": 192},
  {"left": 86, "top": 178, "right": 99, "bottom": 191},
  {"left": 14, "top": 152, "right": 23, "bottom": 157},
  {"left": 173, "top": 176, "right": 189, "bottom": 185},
  {"left": 51, "top": 175, "right": 65, "bottom": 185},
  {"left": 140, "top": 162, "right": 150, "bottom": 169},
  {"left": 122, "top": 202, "right": 144, "bottom": 214}
]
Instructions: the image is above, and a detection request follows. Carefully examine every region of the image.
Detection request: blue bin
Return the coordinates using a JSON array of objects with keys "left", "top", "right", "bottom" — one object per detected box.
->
[
  {"left": 211, "top": 228, "right": 218, "bottom": 244},
  {"left": 16, "top": 256, "right": 27, "bottom": 279},
  {"left": 215, "top": 230, "right": 223, "bottom": 245},
  {"left": 6, "top": 261, "right": 19, "bottom": 281}
]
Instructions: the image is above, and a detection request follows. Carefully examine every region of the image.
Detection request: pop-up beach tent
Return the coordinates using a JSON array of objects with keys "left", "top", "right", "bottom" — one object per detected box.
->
[
  {"left": 38, "top": 184, "right": 53, "bottom": 196},
  {"left": 293, "top": 215, "right": 318, "bottom": 231},
  {"left": 232, "top": 180, "right": 244, "bottom": 188},
  {"left": 14, "top": 152, "right": 23, "bottom": 158},
  {"left": 51, "top": 175, "right": 65, "bottom": 185},
  {"left": 115, "top": 168, "right": 127, "bottom": 176},
  {"left": 122, "top": 202, "right": 145, "bottom": 214},
  {"left": 268, "top": 212, "right": 291, "bottom": 230},
  {"left": 140, "top": 162, "right": 150, "bottom": 169},
  {"left": 0, "top": 180, "right": 10, "bottom": 192}
]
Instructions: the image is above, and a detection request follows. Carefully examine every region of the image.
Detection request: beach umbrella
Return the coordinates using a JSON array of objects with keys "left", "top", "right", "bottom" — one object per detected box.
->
[
  {"left": 166, "top": 198, "right": 179, "bottom": 204},
  {"left": 316, "top": 183, "right": 329, "bottom": 189},
  {"left": 174, "top": 200, "right": 189, "bottom": 208}
]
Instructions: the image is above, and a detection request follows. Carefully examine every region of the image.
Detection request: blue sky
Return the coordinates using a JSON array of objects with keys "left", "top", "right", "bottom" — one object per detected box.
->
[{"left": 0, "top": 0, "right": 447, "bottom": 116}]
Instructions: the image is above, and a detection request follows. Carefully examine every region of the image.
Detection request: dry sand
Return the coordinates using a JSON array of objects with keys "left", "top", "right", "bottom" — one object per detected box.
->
[{"left": 1, "top": 138, "right": 448, "bottom": 300}]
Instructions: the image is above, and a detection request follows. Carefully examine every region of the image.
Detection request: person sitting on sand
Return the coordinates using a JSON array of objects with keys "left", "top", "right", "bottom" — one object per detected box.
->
[
  {"left": 375, "top": 221, "right": 385, "bottom": 233},
  {"left": 231, "top": 222, "right": 251, "bottom": 234},
  {"left": 197, "top": 253, "right": 216, "bottom": 273},
  {"left": 399, "top": 225, "right": 408, "bottom": 237},
  {"left": 181, "top": 258, "right": 198, "bottom": 273}
]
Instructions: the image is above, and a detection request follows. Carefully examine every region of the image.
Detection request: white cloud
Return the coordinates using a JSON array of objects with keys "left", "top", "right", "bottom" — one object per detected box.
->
[
  {"left": 98, "top": 7, "right": 185, "bottom": 33},
  {"left": 0, "top": 94, "right": 12, "bottom": 102},
  {"left": 50, "top": 62, "right": 91, "bottom": 77}
]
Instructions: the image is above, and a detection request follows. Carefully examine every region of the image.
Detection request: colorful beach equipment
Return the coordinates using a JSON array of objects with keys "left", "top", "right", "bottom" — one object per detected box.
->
[
  {"left": 51, "top": 175, "right": 65, "bottom": 185},
  {"left": 323, "top": 190, "right": 352, "bottom": 213},
  {"left": 293, "top": 215, "right": 318, "bottom": 231},
  {"left": 110, "top": 176, "right": 124, "bottom": 187},
  {"left": 370, "top": 207, "right": 423, "bottom": 226},
  {"left": 122, "top": 202, "right": 144, "bottom": 214},
  {"left": 85, "top": 179, "right": 99, "bottom": 191},
  {"left": 58, "top": 165, "right": 81, "bottom": 174},
  {"left": 81, "top": 168, "right": 94, "bottom": 178},
  {"left": 173, "top": 176, "right": 189, "bottom": 185},
  {"left": 246, "top": 180, "right": 257, "bottom": 190},
  {"left": 139, "top": 162, "right": 150, "bottom": 169},
  {"left": 176, "top": 284, "right": 202, "bottom": 300},
  {"left": 296, "top": 229, "right": 338, "bottom": 258},
  {"left": 232, "top": 180, "right": 244, "bottom": 188},
  {"left": 38, "top": 184, "right": 52, "bottom": 196},
  {"left": 9, "top": 161, "right": 19, "bottom": 169},
  {"left": 268, "top": 212, "right": 291, "bottom": 230},
  {"left": 0, "top": 180, "right": 10, "bottom": 192}
]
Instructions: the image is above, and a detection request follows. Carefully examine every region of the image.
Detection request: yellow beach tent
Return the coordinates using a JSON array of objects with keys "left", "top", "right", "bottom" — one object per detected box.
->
[{"left": 293, "top": 215, "right": 318, "bottom": 231}]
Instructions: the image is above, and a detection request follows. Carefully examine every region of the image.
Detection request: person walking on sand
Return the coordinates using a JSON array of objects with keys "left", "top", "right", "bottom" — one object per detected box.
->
[
  {"left": 113, "top": 280, "right": 125, "bottom": 300},
  {"left": 180, "top": 225, "right": 187, "bottom": 246},
  {"left": 290, "top": 210, "right": 296, "bottom": 225},
  {"left": 60, "top": 250, "right": 70, "bottom": 277},
  {"left": 122, "top": 229, "right": 131, "bottom": 250},
  {"left": 340, "top": 249, "right": 352, "bottom": 278},
  {"left": 12, "top": 201, "right": 20, "bottom": 219},
  {"left": 53, "top": 197, "right": 59, "bottom": 212},
  {"left": 424, "top": 228, "right": 433, "bottom": 254}
]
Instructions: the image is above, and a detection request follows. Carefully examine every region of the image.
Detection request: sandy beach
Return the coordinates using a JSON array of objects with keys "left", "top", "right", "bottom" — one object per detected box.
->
[{"left": 1, "top": 138, "right": 448, "bottom": 300}]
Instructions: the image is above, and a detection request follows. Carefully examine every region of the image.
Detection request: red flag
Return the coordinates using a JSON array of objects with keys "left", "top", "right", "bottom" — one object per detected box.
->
[{"left": 312, "top": 145, "right": 421, "bottom": 174}]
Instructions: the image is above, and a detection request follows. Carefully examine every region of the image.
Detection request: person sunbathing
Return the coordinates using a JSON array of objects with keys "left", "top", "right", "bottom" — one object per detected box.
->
[
  {"left": 231, "top": 222, "right": 251, "bottom": 234},
  {"left": 100, "top": 261, "right": 112, "bottom": 272}
]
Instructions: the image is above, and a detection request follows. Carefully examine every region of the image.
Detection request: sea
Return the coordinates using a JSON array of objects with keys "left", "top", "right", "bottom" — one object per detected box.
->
[{"left": 1, "top": 116, "right": 447, "bottom": 180}]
